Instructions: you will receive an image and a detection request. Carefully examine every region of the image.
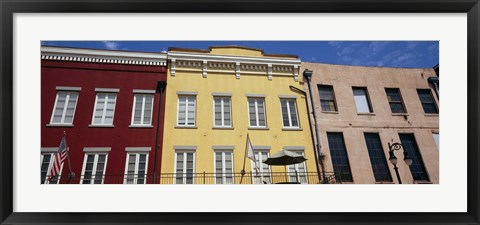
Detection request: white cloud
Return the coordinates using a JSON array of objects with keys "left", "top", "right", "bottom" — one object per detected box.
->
[{"left": 102, "top": 41, "right": 120, "bottom": 50}]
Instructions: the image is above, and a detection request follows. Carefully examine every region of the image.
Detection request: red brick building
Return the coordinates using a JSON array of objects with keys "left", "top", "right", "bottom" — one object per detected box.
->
[{"left": 41, "top": 46, "right": 167, "bottom": 184}]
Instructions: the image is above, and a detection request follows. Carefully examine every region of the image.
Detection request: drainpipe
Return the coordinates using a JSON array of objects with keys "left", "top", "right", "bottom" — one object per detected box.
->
[
  {"left": 153, "top": 81, "right": 167, "bottom": 184},
  {"left": 302, "top": 69, "right": 327, "bottom": 183},
  {"left": 289, "top": 85, "right": 323, "bottom": 184}
]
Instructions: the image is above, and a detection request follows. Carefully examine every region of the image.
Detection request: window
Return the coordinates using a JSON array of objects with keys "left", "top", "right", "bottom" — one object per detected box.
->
[
  {"left": 213, "top": 97, "right": 232, "bottom": 127},
  {"left": 124, "top": 153, "right": 148, "bottom": 184},
  {"left": 433, "top": 133, "right": 439, "bottom": 150},
  {"left": 287, "top": 151, "right": 308, "bottom": 183},
  {"left": 177, "top": 96, "right": 196, "bottom": 126},
  {"left": 385, "top": 88, "right": 406, "bottom": 113},
  {"left": 91, "top": 93, "right": 117, "bottom": 125},
  {"left": 214, "top": 151, "right": 234, "bottom": 184},
  {"left": 364, "top": 133, "right": 393, "bottom": 182},
  {"left": 399, "top": 133, "right": 429, "bottom": 181},
  {"left": 251, "top": 151, "right": 271, "bottom": 184},
  {"left": 131, "top": 94, "right": 154, "bottom": 126},
  {"left": 327, "top": 133, "right": 353, "bottom": 182},
  {"left": 40, "top": 153, "right": 61, "bottom": 184},
  {"left": 50, "top": 91, "right": 79, "bottom": 125},
  {"left": 352, "top": 87, "right": 373, "bottom": 113},
  {"left": 175, "top": 152, "right": 195, "bottom": 184},
  {"left": 417, "top": 89, "right": 438, "bottom": 114},
  {"left": 81, "top": 153, "right": 107, "bottom": 184},
  {"left": 318, "top": 85, "right": 337, "bottom": 112},
  {"left": 248, "top": 98, "right": 266, "bottom": 128},
  {"left": 280, "top": 99, "right": 299, "bottom": 128}
]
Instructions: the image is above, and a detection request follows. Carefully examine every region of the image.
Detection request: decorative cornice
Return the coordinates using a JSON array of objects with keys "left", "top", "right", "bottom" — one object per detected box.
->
[{"left": 41, "top": 46, "right": 167, "bottom": 66}]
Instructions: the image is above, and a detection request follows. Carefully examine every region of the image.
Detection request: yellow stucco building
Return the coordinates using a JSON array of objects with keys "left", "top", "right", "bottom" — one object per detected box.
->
[{"left": 160, "top": 46, "right": 319, "bottom": 184}]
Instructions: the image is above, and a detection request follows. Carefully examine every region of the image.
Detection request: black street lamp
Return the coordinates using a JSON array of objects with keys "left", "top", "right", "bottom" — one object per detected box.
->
[{"left": 388, "top": 142, "right": 413, "bottom": 184}]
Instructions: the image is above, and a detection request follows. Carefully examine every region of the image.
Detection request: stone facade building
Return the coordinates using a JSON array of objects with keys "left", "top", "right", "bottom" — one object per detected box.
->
[{"left": 301, "top": 62, "right": 439, "bottom": 184}]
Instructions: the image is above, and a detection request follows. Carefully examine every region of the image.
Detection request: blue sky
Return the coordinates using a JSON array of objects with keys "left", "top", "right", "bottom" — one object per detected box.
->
[{"left": 41, "top": 41, "right": 439, "bottom": 68}]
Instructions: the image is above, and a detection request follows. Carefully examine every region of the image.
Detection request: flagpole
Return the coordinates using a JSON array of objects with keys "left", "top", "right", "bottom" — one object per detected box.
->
[
  {"left": 239, "top": 133, "right": 250, "bottom": 184},
  {"left": 64, "top": 131, "right": 74, "bottom": 182}
]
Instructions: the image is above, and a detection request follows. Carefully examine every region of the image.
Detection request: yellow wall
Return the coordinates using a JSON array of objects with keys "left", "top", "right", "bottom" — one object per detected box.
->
[{"left": 161, "top": 48, "right": 317, "bottom": 183}]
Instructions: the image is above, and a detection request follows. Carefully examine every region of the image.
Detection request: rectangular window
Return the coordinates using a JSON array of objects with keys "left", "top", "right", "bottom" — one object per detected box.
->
[
  {"left": 40, "top": 153, "right": 61, "bottom": 184},
  {"left": 433, "top": 133, "right": 439, "bottom": 150},
  {"left": 318, "top": 85, "right": 337, "bottom": 112},
  {"left": 214, "top": 151, "right": 234, "bottom": 184},
  {"left": 385, "top": 88, "right": 406, "bottom": 113},
  {"left": 81, "top": 153, "right": 107, "bottom": 184},
  {"left": 124, "top": 153, "right": 148, "bottom": 184},
  {"left": 213, "top": 97, "right": 232, "bottom": 127},
  {"left": 252, "top": 151, "right": 271, "bottom": 184},
  {"left": 417, "top": 89, "right": 438, "bottom": 114},
  {"left": 92, "top": 93, "right": 117, "bottom": 125},
  {"left": 399, "top": 133, "right": 429, "bottom": 181},
  {"left": 248, "top": 98, "right": 266, "bottom": 127},
  {"left": 175, "top": 152, "right": 195, "bottom": 184},
  {"left": 353, "top": 87, "right": 373, "bottom": 113},
  {"left": 131, "top": 94, "right": 154, "bottom": 126},
  {"left": 327, "top": 132, "right": 353, "bottom": 182},
  {"left": 280, "top": 99, "right": 299, "bottom": 128},
  {"left": 50, "top": 91, "right": 79, "bottom": 125},
  {"left": 287, "top": 151, "right": 308, "bottom": 183},
  {"left": 364, "top": 133, "right": 393, "bottom": 182},
  {"left": 177, "top": 96, "right": 196, "bottom": 126}
]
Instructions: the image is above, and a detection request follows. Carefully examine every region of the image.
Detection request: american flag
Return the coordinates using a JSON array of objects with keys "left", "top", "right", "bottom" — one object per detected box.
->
[{"left": 49, "top": 135, "right": 67, "bottom": 180}]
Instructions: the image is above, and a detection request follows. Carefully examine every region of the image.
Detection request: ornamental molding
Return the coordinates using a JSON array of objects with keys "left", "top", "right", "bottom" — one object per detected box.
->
[
  {"left": 168, "top": 52, "right": 301, "bottom": 81},
  {"left": 41, "top": 46, "right": 167, "bottom": 66}
]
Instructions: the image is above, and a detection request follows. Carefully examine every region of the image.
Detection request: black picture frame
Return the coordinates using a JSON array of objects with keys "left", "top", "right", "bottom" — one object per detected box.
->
[{"left": 1, "top": 1, "right": 479, "bottom": 224}]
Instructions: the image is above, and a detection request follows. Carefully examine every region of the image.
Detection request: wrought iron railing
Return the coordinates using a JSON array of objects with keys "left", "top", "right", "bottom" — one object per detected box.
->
[{"left": 44, "top": 171, "right": 352, "bottom": 184}]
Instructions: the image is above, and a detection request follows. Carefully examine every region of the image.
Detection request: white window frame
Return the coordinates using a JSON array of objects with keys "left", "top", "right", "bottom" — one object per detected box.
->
[
  {"left": 130, "top": 94, "right": 155, "bottom": 127},
  {"left": 40, "top": 151, "right": 64, "bottom": 184},
  {"left": 80, "top": 153, "right": 108, "bottom": 184},
  {"left": 91, "top": 92, "right": 117, "bottom": 126},
  {"left": 286, "top": 150, "right": 308, "bottom": 184},
  {"left": 247, "top": 97, "right": 267, "bottom": 128},
  {"left": 251, "top": 150, "right": 272, "bottom": 184},
  {"left": 49, "top": 91, "right": 79, "bottom": 125},
  {"left": 123, "top": 152, "right": 149, "bottom": 184},
  {"left": 214, "top": 150, "right": 234, "bottom": 184},
  {"left": 280, "top": 98, "right": 300, "bottom": 128},
  {"left": 352, "top": 87, "right": 373, "bottom": 113},
  {"left": 213, "top": 96, "right": 232, "bottom": 128},
  {"left": 174, "top": 151, "right": 196, "bottom": 184},
  {"left": 176, "top": 95, "right": 197, "bottom": 127}
]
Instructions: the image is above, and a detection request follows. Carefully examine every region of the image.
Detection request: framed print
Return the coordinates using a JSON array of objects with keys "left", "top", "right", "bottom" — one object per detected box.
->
[{"left": 1, "top": 0, "right": 479, "bottom": 224}]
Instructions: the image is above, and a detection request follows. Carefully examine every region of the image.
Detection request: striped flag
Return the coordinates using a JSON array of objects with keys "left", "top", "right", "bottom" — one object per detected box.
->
[
  {"left": 246, "top": 134, "right": 260, "bottom": 174},
  {"left": 49, "top": 135, "right": 68, "bottom": 180}
]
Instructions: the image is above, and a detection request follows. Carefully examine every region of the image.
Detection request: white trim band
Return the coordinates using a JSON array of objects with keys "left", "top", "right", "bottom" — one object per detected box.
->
[
  {"left": 56, "top": 86, "right": 81, "bottom": 91},
  {"left": 177, "top": 91, "right": 198, "bottom": 95},
  {"left": 174, "top": 145, "right": 197, "bottom": 150},
  {"left": 133, "top": 89, "right": 156, "bottom": 94},
  {"left": 125, "top": 147, "right": 152, "bottom": 152},
  {"left": 83, "top": 147, "right": 112, "bottom": 152},
  {"left": 95, "top": 88, "right": 119, "bottom": 93},
  {"left": 212, "top": 145, "right": 235, "bottom": 150}
]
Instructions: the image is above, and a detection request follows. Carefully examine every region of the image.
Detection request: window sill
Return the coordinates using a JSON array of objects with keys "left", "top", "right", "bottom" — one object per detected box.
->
[
  {"left": 357, "top": 112, "right": 375, "bottom": 116},
  {"left": 248, "top": 127, "right": 269, "bottom": 130},
  {"left": 413, "top": 180, "right": 433, "bottom": 184},
  {"left": 322, "top": 111, "right": 339, "bottom": 114},
  {"left": 392, "top": 113, "right": 409, "bottom": 116},
  {"left": 424, "top": 114, "right": 439, "bottom": 117},
  {"left": 129, "top": 125, "right": 154, "bottom": 128},
  {"left": 213, "top": 127, "right": 234, "bottom": 130},
  {"left": 88, "top": 124, "right": 114, "bottom": 128},
  {"left": 374, "top": 181, "right": 395, "bottom": 184},
  {"left": 282, "top": 127, "right": 303, "bottom": 131},
  {"left": 175, "top": 126, "right": 198, "bottom": 129},
  {"left": 46, "top": 124, "right": 73, "bottom": 127}
]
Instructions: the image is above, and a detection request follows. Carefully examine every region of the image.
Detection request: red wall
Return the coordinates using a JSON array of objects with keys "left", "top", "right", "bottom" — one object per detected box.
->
[{"left": 41, "top": 60, "right": 167, "bottom": 184}]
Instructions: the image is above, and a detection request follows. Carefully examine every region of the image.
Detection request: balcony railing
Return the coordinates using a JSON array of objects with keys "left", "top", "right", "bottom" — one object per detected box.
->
[{"left": 45, "top": 171, "right": 353, "bottom": 184}]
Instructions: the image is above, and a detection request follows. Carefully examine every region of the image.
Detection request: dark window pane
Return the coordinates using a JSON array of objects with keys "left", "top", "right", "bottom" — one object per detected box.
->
[
  {"left": 385, "top": 88, "right": 406, "bottom": 113},
  {"left": 364, "top": 133, "right": 392, "bottom": 182},
  {"left": 318, "top": 85, "right": 337, "bottom": 112},
  {"left": 417, "top": 89, "right": 438, "bottom": 114},
  {"left": 327, "top": 133, "right": 353, "bottom": 182},
  {"left": 399, "top": 134, "right": 429, "bottom": 181}
]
